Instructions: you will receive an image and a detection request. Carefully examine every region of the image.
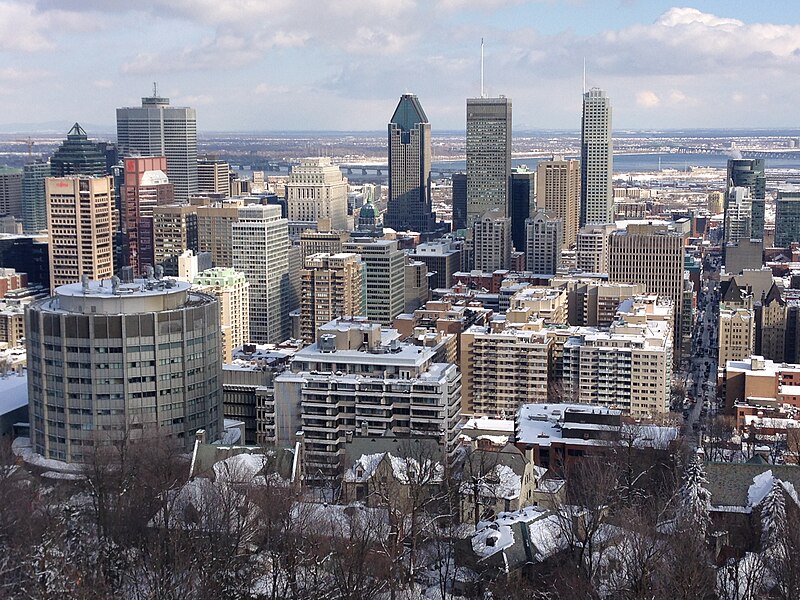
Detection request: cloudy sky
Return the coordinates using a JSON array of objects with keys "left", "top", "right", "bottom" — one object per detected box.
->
[{"left": 1, "top": 0, "right": 800, "bottom": 132}]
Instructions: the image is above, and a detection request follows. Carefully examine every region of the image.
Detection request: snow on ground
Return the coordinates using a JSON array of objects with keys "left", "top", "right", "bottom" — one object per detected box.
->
[{"left": 12, "top": 437, "right": 83, "bottom": 474}]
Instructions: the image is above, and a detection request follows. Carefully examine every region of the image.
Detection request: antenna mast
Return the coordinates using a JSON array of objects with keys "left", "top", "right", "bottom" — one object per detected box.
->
[
  {"left": 153, "top": 81, "right": 158, "bottom": 97},
  {"left": 480, "top": 38, "right": 485, "bottom": 98},
  {"left": 582, "top": 58, "right": 586, "bottom": 94}
]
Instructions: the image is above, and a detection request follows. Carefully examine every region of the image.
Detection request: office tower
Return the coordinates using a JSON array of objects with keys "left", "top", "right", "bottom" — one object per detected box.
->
[
  {"left": 300, "top": 253, "right": 364, "bottom": 342},
  {"left": 409, "top": 237, "right": 462, "bottom": 290},
  {"left": 342, "top": 239, "right": 405, "bottom": 325},
  {"left": 46, "top": 176, "right": 113, "bottom": 289},
  {"left": 286, "top": 157, "right": 348, "bottom": 232},
  {"left": 537, "top": 157, "right": 580, "bottom": 249},
  {"left": 50, "top": 123, "right": 107, "bottom": 177},
  {"left": 116, "top": 92, "right": 198, "bottom": 202},
  {"left": 22, "top": 161, "right": 49, "bottom": 233},
  {"left": 510, "top": 166, "right": 535, "bottom": 252},
  {"left": 563, "top": 296, "right": 673, "bottom": 417},
  {"left": 608, "top": 223, "right": 686, "bottom": 342},
  {"left": 192, "top": 267, "right": 250, "bottom": 363},
  {"left": 26, "top": 277, "right": 222, "bottom": 462},
  {"left": 580, "top": 88, "right": 613, "bottom": 226},
  {"left": 525, "top": 210, "right": 563, "bottom": 276},
  {"left": 472, "top": 208, "right": 512, "bottom": 272},
  {"left": 197, "top": 157, "right": 231, "bottom": 197},
  {"left": 0, "top": 234, "right": 49, "bottom": 288},
  {"left": 460, "top": 325, "right": 551, "bottom": 416},
  {"left": 707, "top": 191, "right": 725, "bottom": 215},
  {"left": 727, "top": 158, "right": 766, "bottom": 240},
  {"left": 274, "top": 318, "right": 461, "bottom": 479},
  {"left": 723, "top": 186, "right": 753, "bottom": 248},
  {"left": 576, "top": 223, "right": 614, "bottom": 273},
  {"left": 0, "top": 167, "right": 22, "bottom": 219},
  {"left": 300, "top": 219, "right": 350, "bottom": 261},
  {"left": 121, "top": 156, "right": 175, "bottom": 275},
  {"left": 152, "top": 205, "right": 198, "bottom": 275},
  {"left": 775, "top": 189, "right": 800, "bottom": 247},
  {"left": 404, "top": 259, "right": 429, "bottom": 312},
  {"left": 232, "top": 204, "right": 291, "bottom": 343},
  {"left": 466, "top": 96, "right": 512, "bottom": 227},
  {"left": 195, "top": 201, "right": 242, "bottom": 268},
  {"left": 452, "top": 172, "right": 467, "bottom": 231},
  {"left": 386, "top": 93, "right": 434, "bottom": 233}
]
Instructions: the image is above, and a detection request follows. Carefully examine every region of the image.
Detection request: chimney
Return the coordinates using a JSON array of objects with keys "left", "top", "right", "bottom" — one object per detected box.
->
[
  {"left": 195, "top": 429, "right": 207, "bottom": 444},
  {"left": 361, "top": 420, "right": 369, "bottom": 437}
]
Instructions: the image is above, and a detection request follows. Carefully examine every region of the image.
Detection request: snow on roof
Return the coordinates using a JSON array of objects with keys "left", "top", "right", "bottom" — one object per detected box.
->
[
  {"left": 343, "top": 451, "right": 444, "bottom": 484},
  {"left": 748, "top": 470, "right": 800, "bottom": 508},
  {"left": 0, "top": 372, "right": 28, "bottom": 415},
  {"left": 471, "top": 523, "right": 515, "bottom": 559},
  {"left": 462, "top": 463, "right": 521, "bottom": 501},
  {"left": 213, "top": 453, "right": 268, "bottom": 484},
  {"left": 515, "top": 403, "right": 620, "bottom": 447},
  {"left": 462, "top": 416, "right": 515, "bottom": 433},
  {"left": 344, "top": 452, "right": 386, "bottom": 483}
]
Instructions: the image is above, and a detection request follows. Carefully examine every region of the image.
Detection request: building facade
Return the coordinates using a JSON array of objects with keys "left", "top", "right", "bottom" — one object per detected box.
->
[
  {"left": 576, "top": 223, "right": 614, "bottom": 274},
  {"left": 525, "top": 210, "right": 563, "bottom": 276},
  {"left": 473, "top": 208, "right": 512, "bottom": 272},
  {"left": 510, "top": 167, "right": 535, "bottom": 252},
  {"left": 580, "top": 89, "right": 613, "bottom": 226},
  {"left": 22, "top": 162, "right": 50, "bottom": 233},
  {"left": 536, "top": 158, "right": 580, "bottom": 249},
  {"left": 342, "top": 239, "right": 405, "bottom": 326},
  {"left": 286, "top": 157, "right": 348, "bottom": 233},
  {"left": 775, "top": 189, "right": 800, "bottom": 247},
  {"left": 0, "top": 167, "right": 23, "bottom": 220},
  {"left": 300, "top": 253, "right": 364, "bottom": 343},
  {"left": 727, "top": 159, "right": 766, "bottom": 240},
  {"left": 50, "top": 123, "right": 107, "bottom": 178},
  {"left": 192, "top": 267, "right": 250, "bottom": 364},
  {"left": 197, "top": 158, "right": 231, "bottom": 197}
]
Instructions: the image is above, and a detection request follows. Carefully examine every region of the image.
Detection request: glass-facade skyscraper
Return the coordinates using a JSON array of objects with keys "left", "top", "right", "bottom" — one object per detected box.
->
[
  {"left": 727, "top": 159, "right": 766, "bottom": 240},
  {"left": 510, "top": 166, "right": 535, "bottom": 252}
]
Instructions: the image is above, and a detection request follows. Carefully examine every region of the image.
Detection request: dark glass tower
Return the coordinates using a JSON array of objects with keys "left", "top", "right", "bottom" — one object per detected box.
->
[
  {"left": 511, "top": 166, "right": 535, "bottom": 252},
  {"left": 386, "top": 94, "right": 434, "bottom": 233},
  {"left": 727, "top": 158, "right": 766, "bottom": 240},
  {"left": 452, "top": 172, "right": 467, "bottom": 232},
  {"left": 50, "top": 123, "right": 108, "bottom": 177}
]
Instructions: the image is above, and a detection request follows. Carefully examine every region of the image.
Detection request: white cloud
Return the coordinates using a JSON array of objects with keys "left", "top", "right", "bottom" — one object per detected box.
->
[
  {"left": 636, "top": 90, "right": 660, "bottom": 108},
  {"left": 0, "top": 1, "right": 90, "bottom": 52}
]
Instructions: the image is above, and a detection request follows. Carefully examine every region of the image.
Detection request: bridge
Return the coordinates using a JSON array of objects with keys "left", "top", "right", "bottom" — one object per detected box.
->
[
  {"left": 672, "top": 147, "right": 800, "bottom": 160},
  {"left": 338, "top": 163, "right": 460, "bottom": 177}
]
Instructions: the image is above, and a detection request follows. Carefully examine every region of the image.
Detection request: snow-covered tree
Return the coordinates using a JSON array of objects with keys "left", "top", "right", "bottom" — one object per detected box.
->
[
  {"left": 760, "top": 478, "right": 787, "bottom": 558},
  {"left": 678, "top": 452, "right": 711, "bottom": 536}
]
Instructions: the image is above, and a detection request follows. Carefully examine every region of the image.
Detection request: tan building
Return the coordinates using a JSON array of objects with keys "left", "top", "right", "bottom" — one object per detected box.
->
[
  {"left": 404, "top": 259, "right": 429, "bottom": 313},
  {"left": 195, "top": 201, "right": 242, "bottom": 268},
  {"left": 197, "top": 157, "right": 230, "bottom": 197},
  {"left": 46, "top": 176, "right": 113, "bottom": 289},
  {"left": 0, "top": 303, "right": 25, "bottom": 347},
  {"left": 152, "top": 204, "right": 197, "bottom": 274},
  {"left": 536, "top": 158, "right": 580, "bottom": 249},
  {"left": 473, "top": 208, "right": 512, "bottom": 272},
  {"left": 342, "top": 239, "right": 405, "bottom": 326},
  {"left": 719, "top": 308, "right": 755, "bottom": 369},
  {"left": 551, "top": 276, "right": 646, "bottom": 327},
  {"left": 286, "top": 158, "right": 348, "bottom": 232},
  {"left": 708, "top": 191, "right": 725, "bottom": 214},
  {"left": 576, "top": 223, "right": 615, "bottom": 273},
  {"left": 192, "top": 267, "right": 250, "bottom": 363},
  {"left": 299, "top": 218, "right": 350, "bottom": 261},
  {"left": 460, "top": 323, "right": 552, "bottom": 417},
  {"left": 300, "top": 253, "right": 364, "bottom": 343},
  {"left": 506, "top": 286, "right": 568, "bottom": 325},
  {"left": 724, "top": 355, "right": 800, "bottom": 412}
]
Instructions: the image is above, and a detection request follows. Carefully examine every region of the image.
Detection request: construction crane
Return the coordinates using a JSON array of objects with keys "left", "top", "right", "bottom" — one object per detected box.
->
[{"left": 14, "top": 137, "right": 34, "bottom": 158}]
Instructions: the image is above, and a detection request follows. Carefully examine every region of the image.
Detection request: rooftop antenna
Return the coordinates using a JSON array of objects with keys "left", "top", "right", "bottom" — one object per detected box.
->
[
  {"left": 480, "top": 38, "right": 485, "bottom": 98},
  {"left": 153, "top": 81, "right": 158, "bottom": 97},
  {"left": 582, "top": 57, "right": 586, "bottom": 94}
]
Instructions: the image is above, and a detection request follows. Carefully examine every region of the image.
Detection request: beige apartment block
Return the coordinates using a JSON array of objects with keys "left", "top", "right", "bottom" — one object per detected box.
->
[
  {"left": 536, "top": 158, "right": 580, "bottom": 249},
  {"left": 152, "top": 204, "right": 197, "bottom": 272},
  {"left": 197, "top": 158, "right": 231, "bottom": 197},
  {"left": 719, "top": 307, "right": 755, "bottom": 369},
  {"left": 506, "top": 286, "right": 568, "bottom": 325},
  {"left": 192, "top": 267, "right": 250, "bottom": 363},
  {"left": 46, "top": 176, "right": 113, "bottom": 289},
  {"left": 576, "top": 223, "right": 615, "bottom": 274},
  {"left": 473, "top": 208, "right": 512, "bottom": 272},
  {"left": 195, "top": 201, "right": 242, "bottom": 268},
  {"left": 300, "top": 253, "right": 364, "bottom": 343}
]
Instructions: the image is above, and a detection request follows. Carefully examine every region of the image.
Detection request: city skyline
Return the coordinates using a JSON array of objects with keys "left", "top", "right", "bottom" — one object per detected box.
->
[{"left": 2, "top": 2, "right": 800, "bottom": 131}]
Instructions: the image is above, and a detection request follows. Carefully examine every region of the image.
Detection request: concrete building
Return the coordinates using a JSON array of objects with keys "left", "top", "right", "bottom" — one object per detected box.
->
[
  {"left": 724, "top": 186, "right": 753, "bottom": 250},
  {"left": 409, "top": 237, "right": 462, "bottom": 291},
  {"left": 197, "top": 157, "right": 230, "bottom": 197},
  {"left": 466, "top": 97, "right": 512, "bottom": 227},
  {"left": 0, "top": 302, "right": 25, "bottom": 347},
  {"left": 195, "top": 201, "right": 242, "bottom": 268},
  {"left": 232, "top": 204, "right": 291, "bottom": 344},
  {"left": 525, "top": 210, "right": 563, "bottom": 276},
  {"left": 152, "top": 204, "right": 197, "bottom": 275},
  {"left": 300, "top": 253, "right": 364, "bottom": 343},
  {"left": 274, "top": 317, "right": 462, "bottom": 480},
  {"left": 775, "top": 189, "right": 800, "bottom": 248},
  {"left": 192, "top": 267, "right": 250, "bottom": 364},
  {"left": 0, "top": 167, "right": 22, "bottom": 219},
  {"left": 26, "top": 277, "right": 222, "bottom": 462},
  {"left": 723, "top": 355, "right": 800, "bottom": 412},
  {"left": 116, "top": 92, "right": 198, "bottom": 202},
  {"left": 551, "top": 276, "right": 646, "bottom": 327},
  {"left": 22, "top": 161, "right": 50, "bottom": 233},
  {"left": 300, "top": 219, "right": 351, "bottom": 261},
  {"left": 404, "top": 259, "right": 429, "bottom": 313},
  {"left": 473, "top": 208, "right": 512, "bottom": 272},
  {"left": 46, "top": 176, "right": 113, "bottom": 289},
  {"left": 725, "top": 238, "right": 763, "bottom": 276},
  {"left": 536, "top": 158, "right": 580, "bottom": 249},
  {"left": 580, "top": 89, "right": 613, "bottom": 226},
  {"left": 510, "top": 166, "right": 535, "bottom": 252},
  {"left": 576, "top": 223, "right": 614, "bottom": 274},
  {"left": 342, "top": 238, "right": 405, "bottom": 326},
  {"left": 121, "top": 156, "right": 175, "bottom": 275},
  {"left": 719, "top": 307, "right": 756, "bottom": 370},
  {"left": 286, "top": 158, "right": 348, "bottom": 233},
  {"left": 386, "top": 94, "right": 434, "bottom": 233}
]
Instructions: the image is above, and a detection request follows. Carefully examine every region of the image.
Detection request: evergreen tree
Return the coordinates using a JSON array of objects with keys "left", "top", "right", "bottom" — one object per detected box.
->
[
  {"left": 678, "top": 452, "right": 711, "bottom": 536},
  {"left": 760, "top": 478, "right": 787, "bottom": 558}
]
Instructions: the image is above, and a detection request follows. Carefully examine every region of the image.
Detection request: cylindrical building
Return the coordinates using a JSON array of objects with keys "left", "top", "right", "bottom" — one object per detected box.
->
[{"left": 26, "top": 276, "right": 222, "bottom": 463}]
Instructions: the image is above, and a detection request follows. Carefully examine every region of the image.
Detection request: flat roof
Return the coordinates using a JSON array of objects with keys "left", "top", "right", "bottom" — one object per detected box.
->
[{"left": 57, "top": 278, "right": 190, "bottom": 299}]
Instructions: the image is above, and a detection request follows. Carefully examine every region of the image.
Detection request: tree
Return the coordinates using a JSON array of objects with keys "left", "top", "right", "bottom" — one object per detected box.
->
[{"left": 677, "top": 451, "right": 711, "bottom": 537}]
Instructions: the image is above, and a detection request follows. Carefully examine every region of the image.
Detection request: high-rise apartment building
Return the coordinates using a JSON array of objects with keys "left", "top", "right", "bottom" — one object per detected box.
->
[
  {"left": 0, "top": 167, "right": 22, "bottom": 219},
  {"left": 26, "top": 277, "right": 222, "bottom": 462},
  {"left": 195, "top": 201, "right": 242, "bottom": 268},
  {"left": 466, "top": 97, "right": 512, "bottom": 227},
  {"left": 580, "top": 88, "right": 613, "bottom": 226},
  {"left": 197, "top": 157, "right": 231, "bottom": 197},
  {"left": 232, "top": 204, "right": 291, "bottom": 343},
  {"left": 724, "top": 186, "right": 753, "bottom": 249},
  {"left": 473, "top": 208, "right": 512, "bottom": 272},
  {"left": 286, "top": 157, "right": 348, "bottom": 233},
  {"left": 342, "top": 239, "right": 405, "bottom": 326},
  {"left": 386, "top": 94, "right": 434, "bottom": 233},
  {"left": 121, "top": 156, "right": 175, "bottom": 275},
  {"left": 510, "top": 166, "right": 535, "bottom": 252},
  {"left": 299, "top": 219, "right": 350, "bottom": 261},
  {"left": 576, "top": 223, "right": 615, "bottom": 274},
  {"left": 727, "top": 159, "right": 766, "bottom": 240},
  {"left": 192, "top": 267, "right": 250, "bottom": 363},
  {"left": 537, "top": 157, "right": 580, "bottom": 249},
  {"left": 46, "top": 176, "right": 113, "bottom": 289},
  {"left": 551, "top": 275, "right": 646, "bottom": 327},
  {"left": 152, "top": 205, "right": 197, "bottom": 275},
  {"left": 775, "top": 189, "right": 800, "bottom": 247},
  {"left": 50, "top": 123, "right": 107, "bottom": 178},
  {"left": 719, "top": 308, "right": 756, "bottom": 369},
  {"left": 22, "top": 161, "right": 50, "bottom": 233},
  {"left": 116, "top": 93, "right": 198, "bottom": 202},
  {"left": 525, "top": 210, "right": 563, "bottom": 276},
  {"left": 300, "top": 253, "right": 364, "bottom": 342},
  {"left": 452, "top": 172, "right": 467, "bottom": 231}
]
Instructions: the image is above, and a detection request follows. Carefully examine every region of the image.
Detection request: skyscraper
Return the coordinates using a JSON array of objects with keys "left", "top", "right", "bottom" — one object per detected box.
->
[
  {"left": 510, "top": 166, "right": 535, "bottom": 252},
  {"left": 0, "top": 167, "right": 22, "bottom": 219},
  {"left": 300, "top": 252, "right": 364, "bottom": 342},
  {"left": 727, "top": 159, "right": 766, "bottom": 240},
  {"left": 50, "top": 123, "right": 107, "bottom": 178},
  {"left": 386, "top": 94, "right": 434, "bottom": 233},
  {"left": 775, "top": 188, "right": 800, "bottom": 247},
  {"left": 197, "top": 157, "right": 231, "bottom": 197},
  {"left": 232, "top": 204, "right": 291, "bottom": 343},
  {"left": 537, "top": 157, "right": 580, "bottom": 249},
  {"left": 525, "top": 210, "right": 563, "bottom": 276},
  {"left": 46, "top": 176, "right": 114, "bottom": 289},
  {"left": 580, "top": 88, "right": 613, "bottom": 226},
  {"left": 116, "top": 92, "right": 198, "bottom": 202},
  {"left": 466, "top": 96, "right": 512, "bottom": 227},
  {"left": 451, "top": 172, "right": 467, "bottom": 231},
  {"left": 286, "top": 157, "right": 348, "bottom": 232},
  {"left": 342, "top": 239, "right": 405, "bottom": 325},
  {"left": 472, "top": 208, "right": 512, "bottom": 272},
  {"left": 22, "top": 161, "right": 50, "bottom": 233},
  {"left": 723, "top": 186, "right": 753, "bottom": 248}
]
